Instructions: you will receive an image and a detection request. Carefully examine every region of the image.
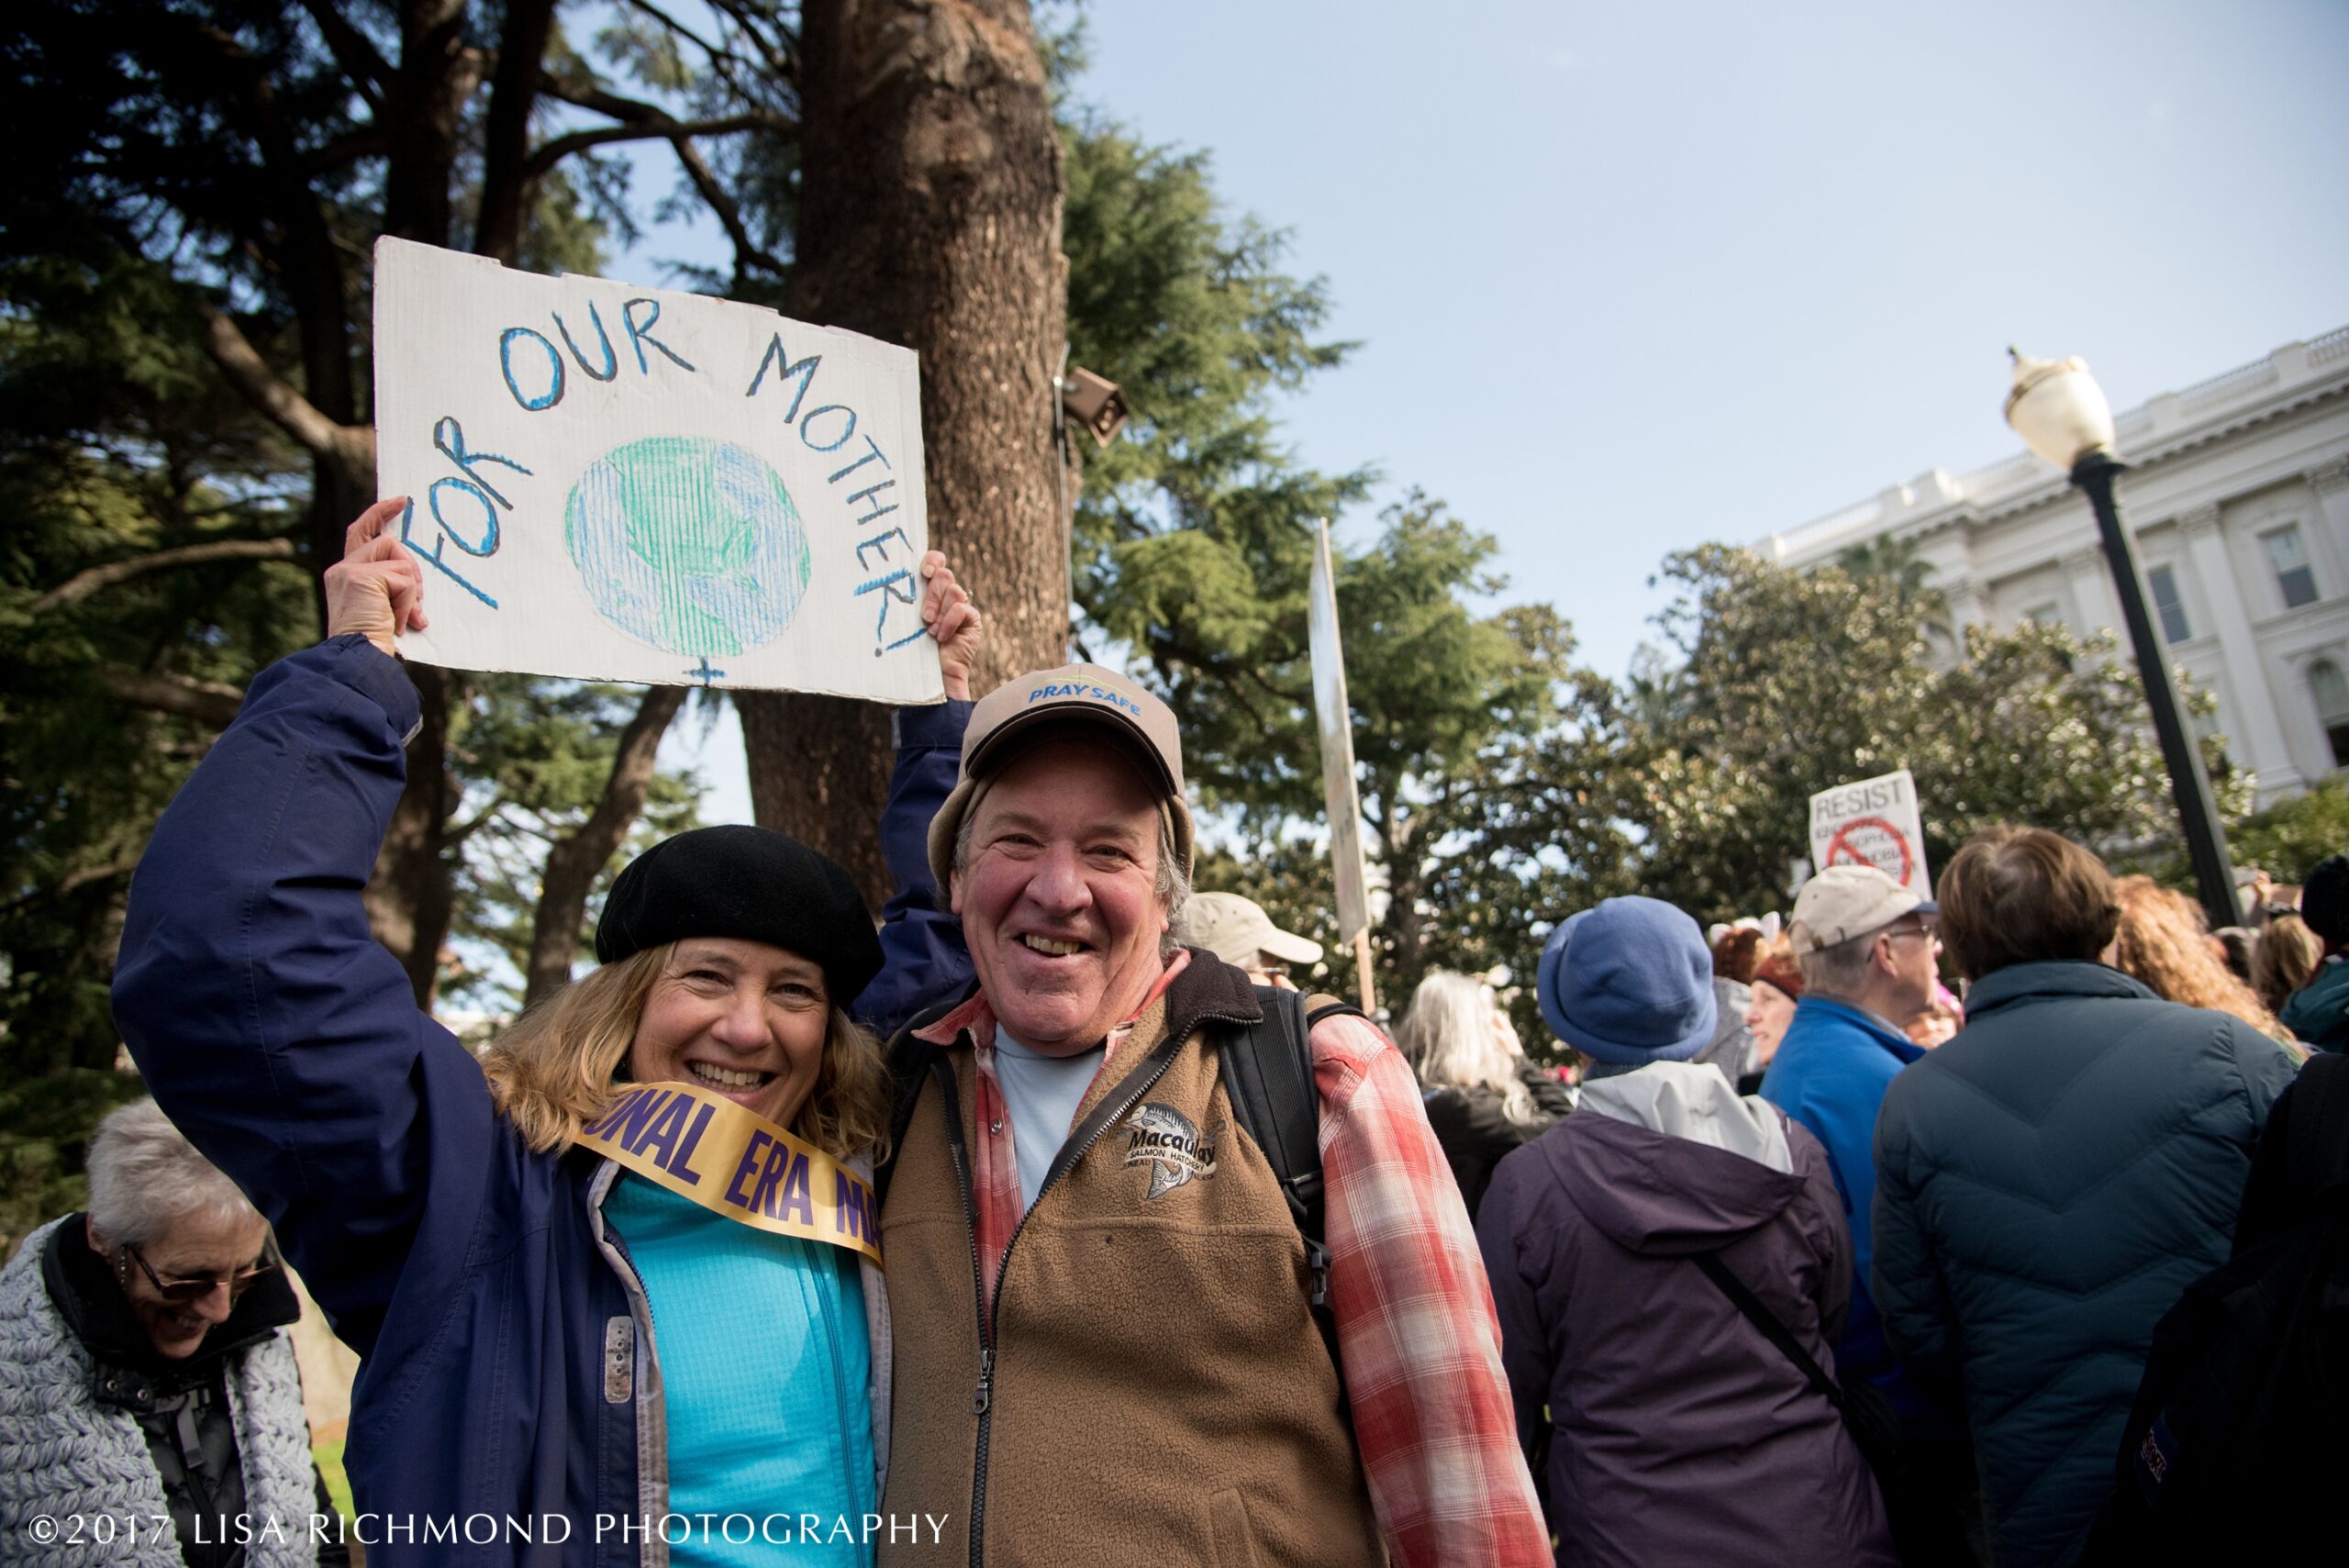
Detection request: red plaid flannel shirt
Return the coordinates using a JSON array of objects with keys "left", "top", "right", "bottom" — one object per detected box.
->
[{"left": 915, "top": 954, "right": 1550, "bottom": 1566}]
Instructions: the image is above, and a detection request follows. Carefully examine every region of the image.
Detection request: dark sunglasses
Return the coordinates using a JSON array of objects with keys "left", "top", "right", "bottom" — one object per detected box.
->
[{"left": 121, "top": 1237, "right": 283, "bottom": 1304}]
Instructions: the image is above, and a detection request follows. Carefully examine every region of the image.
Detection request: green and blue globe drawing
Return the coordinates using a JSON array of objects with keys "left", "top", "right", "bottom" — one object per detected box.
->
[{"left": 564, "top": 436, "right": 811, "bottom": 659}]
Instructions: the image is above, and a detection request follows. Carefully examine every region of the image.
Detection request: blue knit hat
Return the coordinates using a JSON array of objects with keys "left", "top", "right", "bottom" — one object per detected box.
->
[{"left": 1536, "top": 897, "right": 1718, "bottom": 1065}]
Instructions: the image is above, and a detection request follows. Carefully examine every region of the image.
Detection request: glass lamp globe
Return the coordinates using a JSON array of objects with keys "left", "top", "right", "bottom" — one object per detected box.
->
[{"left": 2004, "top": 348, "right": 2119, "bottom": 472}]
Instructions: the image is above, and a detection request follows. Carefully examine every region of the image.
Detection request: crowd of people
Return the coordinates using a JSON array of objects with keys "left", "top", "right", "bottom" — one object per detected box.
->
[{"left": 2, "top": 498, "right": 2343, "bottom": 1567}]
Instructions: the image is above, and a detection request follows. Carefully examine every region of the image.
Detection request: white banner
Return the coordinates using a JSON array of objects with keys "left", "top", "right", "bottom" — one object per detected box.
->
[
  {"left": 1809, "top": 768, "right": 1931, "bottom": 893},
  {"left": 373, "top": 238, "right": 941, "bottom": 700},
  {"left": 1308, "top": 520, "right": 1372, "bottom": 947}
]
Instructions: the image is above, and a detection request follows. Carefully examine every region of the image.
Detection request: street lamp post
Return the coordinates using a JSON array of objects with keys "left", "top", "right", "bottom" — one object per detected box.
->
[{"left": 2005, "top": 349, "right": 2241, "bottom": 934}]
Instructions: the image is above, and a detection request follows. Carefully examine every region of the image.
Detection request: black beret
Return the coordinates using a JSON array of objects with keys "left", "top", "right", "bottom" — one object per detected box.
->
[
  {"left": 2300, "top": 853, "right": 2349, "bottom": 945},
  {"left": 594, "top": 825, "right": 884, "bottom": 1005}
]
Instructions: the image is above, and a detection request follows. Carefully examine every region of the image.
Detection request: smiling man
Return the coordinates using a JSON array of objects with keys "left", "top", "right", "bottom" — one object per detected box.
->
[{"left": 875, "top": 664, "right": 1547, "bottom": 1568}]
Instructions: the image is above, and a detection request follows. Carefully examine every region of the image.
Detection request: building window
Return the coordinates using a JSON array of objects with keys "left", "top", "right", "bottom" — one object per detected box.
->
[
  {"left": 2263, "top": 524, "right": 2320, "bottom": 609},
  {"left": 2310, "top": 660, "right": 2349, "bottom": 766},
  {"left": 2025, "top": 602, "right": 2062, "bottom": 627},
  {"left": 2147, "top": 564, "right": 2190, "bottom": 642}
]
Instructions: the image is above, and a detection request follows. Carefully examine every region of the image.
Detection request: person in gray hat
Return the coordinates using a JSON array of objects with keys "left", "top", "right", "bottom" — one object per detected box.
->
[
  {"left": 876, "top": 663, "right": 1547, "bottom": 1568},
  {"left": 1762, "top": 862, "right": 1975, "bottom": 1563},
  {"left": 1169, "top": 890, "right": 1324, "bottom": 988}
]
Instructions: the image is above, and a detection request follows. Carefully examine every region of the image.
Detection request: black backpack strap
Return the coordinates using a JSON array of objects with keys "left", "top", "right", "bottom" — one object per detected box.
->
[
  {"left": 1689, "top": 1251, "right": 1842, "bottom": 1407},
  {"left": 1219, "top": 985, "right": 1353, "bottom": 1362},
  {"left": 873, "top": 992, "right": 970, "bottom": 1211}
]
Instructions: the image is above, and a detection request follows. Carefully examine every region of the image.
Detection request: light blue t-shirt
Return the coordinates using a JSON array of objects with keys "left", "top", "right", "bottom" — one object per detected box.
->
[
  {"left": 989, "top": 1029, "right": 1106, "bottom": 1211},
  {"left": 603, "top": 1173, "right": 875, "bottom": 1564}
]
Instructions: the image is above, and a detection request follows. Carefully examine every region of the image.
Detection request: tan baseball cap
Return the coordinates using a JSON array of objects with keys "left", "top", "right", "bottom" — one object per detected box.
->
[
  {"left": 1170, "top": 892, "right": 1324, "bottom": 969},
  {"left": 926, "top": 663, "right": 1197, "bottom": 892},
  {"left": 1789, "top": 863, "right": 1939, "bottom": 953}
]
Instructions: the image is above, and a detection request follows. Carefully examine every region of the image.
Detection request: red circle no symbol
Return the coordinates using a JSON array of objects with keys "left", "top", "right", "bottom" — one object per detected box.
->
[{"left": 1823, "top": 816, "right": 1918, "bottom": 888}]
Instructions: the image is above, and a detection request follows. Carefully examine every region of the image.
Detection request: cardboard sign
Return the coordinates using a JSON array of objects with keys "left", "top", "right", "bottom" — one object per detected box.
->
[
  {"left": 1809, "top": 769, "right": 1931, "bottom": 893},
  {"left": 1308, "top": 521, "right": 1372, "bottom": 949},
  {"left": 373, "top": 237, "right": 941, "bottom": 699}
]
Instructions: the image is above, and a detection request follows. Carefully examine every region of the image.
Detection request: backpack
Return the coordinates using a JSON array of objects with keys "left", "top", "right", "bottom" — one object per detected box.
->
[
  {"left": 2077, "top": 1051, "right": 2349, "bottom": 1566},
  {"left": 874, "top": 984, "right": 1362, "bottom": 1361}
]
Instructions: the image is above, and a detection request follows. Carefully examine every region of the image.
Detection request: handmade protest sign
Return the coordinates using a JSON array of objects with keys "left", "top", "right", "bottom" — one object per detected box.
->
[
  {"left": 373, "top": 237, "right": 941, "bottom": 700},
  {"left": 1309, "top": 519, "right": 1376, "bottom": 1010},
  {"left": 1809, "top": 768, "right": 1931, "bottom": 893}
]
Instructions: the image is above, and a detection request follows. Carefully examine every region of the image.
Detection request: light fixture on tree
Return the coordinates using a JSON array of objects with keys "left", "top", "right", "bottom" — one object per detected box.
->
[
  {"left": 2003, "top": 347, "right": 2240, "bottom": 933},
  {"left": 1058, "top": 367, "right": 1130, "bottom": 448}
]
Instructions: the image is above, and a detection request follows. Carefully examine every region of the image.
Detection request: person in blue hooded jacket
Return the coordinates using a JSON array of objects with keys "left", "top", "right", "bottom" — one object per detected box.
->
[
  {"left": 109, "top": 498, "right": 981, "bottom": 1566},
  {"left": 1872, "top": 828, "right": 2295, "bottom": 1568}
]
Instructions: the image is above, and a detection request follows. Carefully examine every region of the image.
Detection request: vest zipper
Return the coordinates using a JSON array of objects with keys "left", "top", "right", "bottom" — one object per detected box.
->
[{"left": 937, "top": 1014, "right": 1249, "bottom": 1568}]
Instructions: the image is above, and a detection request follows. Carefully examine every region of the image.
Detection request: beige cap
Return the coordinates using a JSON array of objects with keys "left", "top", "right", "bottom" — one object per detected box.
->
[
  {"left": 927, "top": 663, "right": 1197, "bottom": 893},
  {"left": 1170, "top": 892, "right": 1323, "bottom": 969},
  {"left": 1789, "top": 863, "right": 1938, "bottom": 954}
]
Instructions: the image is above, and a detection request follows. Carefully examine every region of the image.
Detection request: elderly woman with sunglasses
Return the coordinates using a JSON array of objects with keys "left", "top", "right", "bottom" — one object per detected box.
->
[
  {"left": 106, "top": 498, "right": 984, "bottom": 1567},
  {"left": 0, "top": 1098, "right": 350, "bottom": 1568}
]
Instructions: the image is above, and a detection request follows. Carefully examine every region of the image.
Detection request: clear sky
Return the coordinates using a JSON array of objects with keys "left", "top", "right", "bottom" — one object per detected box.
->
[{"left": 662, "top": 0, "right": 2349, "bottom": 822}]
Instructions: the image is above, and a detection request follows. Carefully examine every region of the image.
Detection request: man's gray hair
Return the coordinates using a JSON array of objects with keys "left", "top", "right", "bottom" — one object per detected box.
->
[
  {"left": 85, "top": 1098, "right": 259, "bottom": 1249},
  {"left": 1797, "top": 928, "right": 1882, "bottom": 1001},
  {"left": 951, "top": 807, "right": 1192, "bottom": 951}
]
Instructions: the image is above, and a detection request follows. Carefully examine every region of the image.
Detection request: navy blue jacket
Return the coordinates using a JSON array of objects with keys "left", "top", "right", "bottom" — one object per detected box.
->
[
  {"left": 1872, "top": 962, "right": 2296, "bottom": 1568},
  {"left": 111, "top": 637, "right": 970, "bottom": 1565}
]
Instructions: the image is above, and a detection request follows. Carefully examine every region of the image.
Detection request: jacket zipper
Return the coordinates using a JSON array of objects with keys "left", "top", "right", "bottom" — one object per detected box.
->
[
  {"left": 587, "top": 1175, "right": 670, "bottom": 1568},
  {"left": 941, "top": 1011, "right": 1249, "bottom": 1567}
]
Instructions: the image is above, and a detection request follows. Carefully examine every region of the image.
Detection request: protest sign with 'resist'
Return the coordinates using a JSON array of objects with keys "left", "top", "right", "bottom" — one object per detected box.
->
[
  {"left": 1809, "top": 768, "right": 1931, "bottom": 894},
  {"left": 373, "top": 237, "right": 941, "bottom": 700}
]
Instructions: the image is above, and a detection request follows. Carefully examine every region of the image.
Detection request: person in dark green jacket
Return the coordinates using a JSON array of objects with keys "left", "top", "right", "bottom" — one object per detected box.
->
[
  {"left": 1873, "top": 828, "right": 2298, "bottom": 1568},
  {"left": 2277, "top": 852, "right": 2349, "bottom": 1051}
]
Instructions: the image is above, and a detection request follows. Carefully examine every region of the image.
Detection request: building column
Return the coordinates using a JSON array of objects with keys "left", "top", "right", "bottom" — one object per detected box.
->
[
  {"left": 1944, "top": 577, "right": 1989, "bottom": 628},
  {"left": 2310, "top": 459, "right": 2349, "bottom": 554},
  {"left": 2181, "top": 506, "right": 2302, "bottom": 797},
  {"left": 2061, "top": 545, "right": 2121, "bottom": 638}
]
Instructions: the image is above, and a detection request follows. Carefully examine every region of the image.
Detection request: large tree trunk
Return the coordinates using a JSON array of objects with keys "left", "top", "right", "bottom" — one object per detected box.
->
[{"left": 738, "top": 0, "right": 1068, "bottom": 909}]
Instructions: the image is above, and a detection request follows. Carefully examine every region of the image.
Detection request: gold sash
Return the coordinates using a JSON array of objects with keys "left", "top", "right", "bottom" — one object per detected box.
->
[{"left": 577, "top": 1081, "right": 882, "bottom": 1264}]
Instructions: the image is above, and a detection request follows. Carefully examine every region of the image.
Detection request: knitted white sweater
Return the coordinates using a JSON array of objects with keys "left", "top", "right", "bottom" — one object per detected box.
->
[{"left": 0, "top": 1218, "right": 320, "bottom": 1567}]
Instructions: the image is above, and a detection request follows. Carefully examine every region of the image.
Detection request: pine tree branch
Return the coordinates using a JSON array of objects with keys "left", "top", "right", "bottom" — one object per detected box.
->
[
  {"left": 519, "top": 112, "right": 785, "bottom": 183},
  {"left": 195, "top": 298, "right": 372, "bottom": 470},
  {"left": 295, "top": 0, "right": 393, "bottom": 110},
  {"left": 36, "top": 538, "right": 299, "bottom": 613},
  {"left": 100, "top": 668, "right": 246, "bottom": 728}
]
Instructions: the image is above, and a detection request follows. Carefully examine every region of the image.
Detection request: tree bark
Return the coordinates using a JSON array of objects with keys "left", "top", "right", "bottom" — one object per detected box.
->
[
  {"left": 522, "top": 685, "right": 689, "bottom": 1007},
  {"left": 739, "top": 0, "right": 1068, "bottom": 909}
]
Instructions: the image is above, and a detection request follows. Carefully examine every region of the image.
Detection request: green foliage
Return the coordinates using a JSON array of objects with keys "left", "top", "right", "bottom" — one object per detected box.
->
[
  {"left": 2226, "top": 780, "right": 2349, "bottom": 888},
  {"left": 1620, "top": 544, "right": 2249, "bottom": 924}
]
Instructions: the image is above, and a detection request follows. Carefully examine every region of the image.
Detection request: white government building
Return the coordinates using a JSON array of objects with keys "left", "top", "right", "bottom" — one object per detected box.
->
[{"left": 1765, "top": 326, "right": 2349, "bottom": 806}]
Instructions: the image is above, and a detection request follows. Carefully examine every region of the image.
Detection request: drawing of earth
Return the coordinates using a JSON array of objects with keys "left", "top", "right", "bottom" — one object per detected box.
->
[{"left": 564, "top": 436, "right": 811, "bottom": 659}]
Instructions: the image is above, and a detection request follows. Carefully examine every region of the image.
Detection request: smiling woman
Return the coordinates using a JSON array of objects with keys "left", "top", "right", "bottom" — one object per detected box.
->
[{"left": 106, "top": 499, "right": 988, "bottom": 1567}]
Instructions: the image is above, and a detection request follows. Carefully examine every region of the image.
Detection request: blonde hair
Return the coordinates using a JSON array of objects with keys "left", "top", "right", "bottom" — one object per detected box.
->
[
  {"left": 1395, "top": 971, "right": 1540, "bottom": 1128},
  {"left": 480, "top": 943, "right": 893, "bottom": 1162},
  {"left": 2110, "top": 876, "right": 2284, "bottom": 1040},
  {"left": 2252, "top": 914, "right": 2322, "bottom": 1014}
]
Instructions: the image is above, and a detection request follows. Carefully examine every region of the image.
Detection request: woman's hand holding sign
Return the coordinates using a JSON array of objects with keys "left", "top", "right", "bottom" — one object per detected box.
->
[
  {"left": 325, "top": 496, "right": 429, "bottom": 657},
  {"left": 325, "top": 498, "right": 984, "bottom": 697}
]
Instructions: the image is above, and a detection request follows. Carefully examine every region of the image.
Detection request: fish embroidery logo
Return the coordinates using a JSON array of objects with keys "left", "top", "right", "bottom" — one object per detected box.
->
[{"left": 1123, "top": 1102, "right": 1217, "bottom": 1198}]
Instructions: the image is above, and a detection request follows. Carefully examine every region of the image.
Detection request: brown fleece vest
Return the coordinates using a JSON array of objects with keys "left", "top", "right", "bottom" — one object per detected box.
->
[{"left": 877, "top": 957, "right": 1383, "bottom": 1568}]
